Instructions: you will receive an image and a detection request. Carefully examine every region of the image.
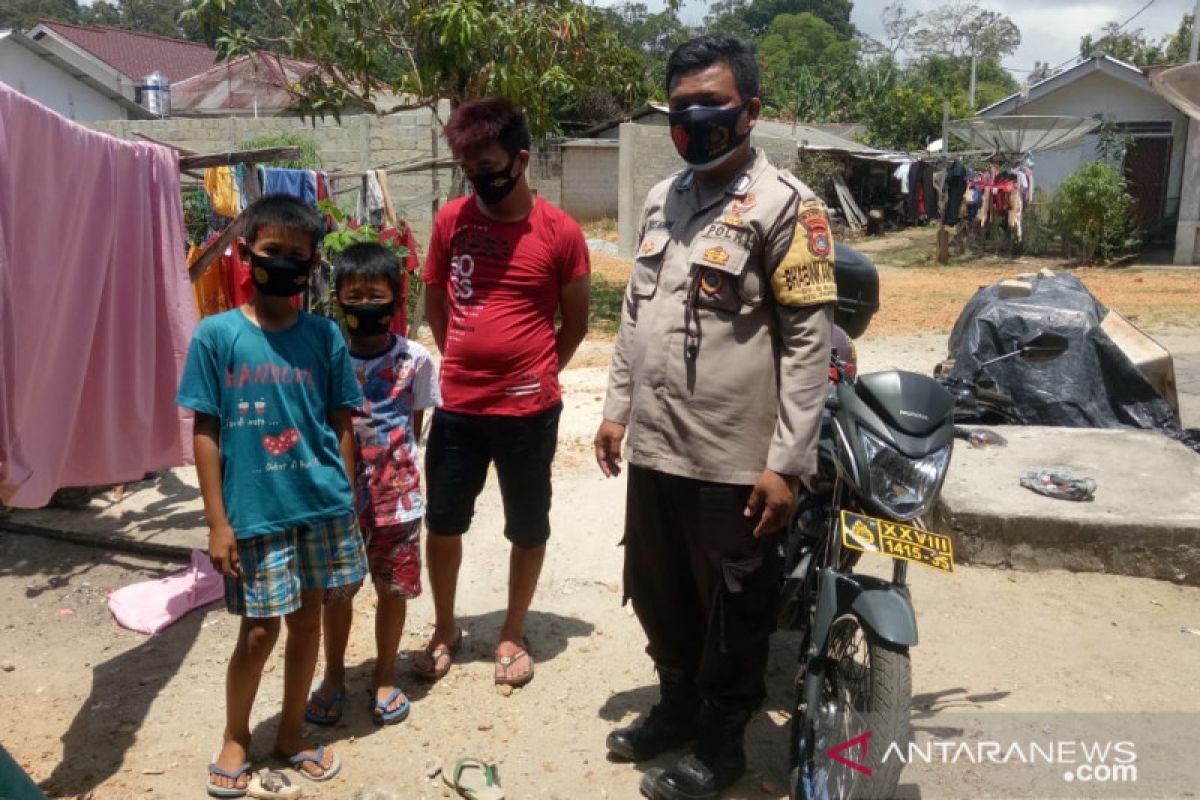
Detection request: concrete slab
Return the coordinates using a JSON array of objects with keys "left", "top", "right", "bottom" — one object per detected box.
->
[{"left": 933, "top": 426, "right": 1200, "bottom": 585}]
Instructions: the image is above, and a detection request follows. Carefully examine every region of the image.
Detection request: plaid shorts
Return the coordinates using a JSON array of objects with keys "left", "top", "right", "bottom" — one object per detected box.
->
[
  {"left": 363, "top": 518, "right": 423, "bottom": 599},
  {"left": 225, "top": 513, "right": 368, "bottom": 618}
]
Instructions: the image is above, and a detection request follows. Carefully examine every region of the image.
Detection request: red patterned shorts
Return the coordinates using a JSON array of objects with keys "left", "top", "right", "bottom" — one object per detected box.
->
[{"left": 362, "top": 518, "right": 423, "bottom": 599}]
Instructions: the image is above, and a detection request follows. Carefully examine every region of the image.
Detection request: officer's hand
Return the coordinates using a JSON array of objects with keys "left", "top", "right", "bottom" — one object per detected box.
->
[
  {"left": 594, "top": 420, "right": 627, "bottom": 478},
  {"left": 745, "top": 469, "right": 799, "bottom": 538}
]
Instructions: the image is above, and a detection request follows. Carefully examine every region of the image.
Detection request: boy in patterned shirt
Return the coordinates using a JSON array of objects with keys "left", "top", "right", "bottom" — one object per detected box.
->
[{"left": 305, "top": 243, "right": 440, "bottom": 727}]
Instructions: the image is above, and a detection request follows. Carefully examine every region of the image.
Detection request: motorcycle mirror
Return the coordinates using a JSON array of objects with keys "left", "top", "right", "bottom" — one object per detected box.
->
[{"left": 1019, "top": 332, "right": 1069, "bottom": 362}]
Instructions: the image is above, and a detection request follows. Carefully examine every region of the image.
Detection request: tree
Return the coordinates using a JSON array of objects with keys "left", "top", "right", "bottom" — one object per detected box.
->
[
  {"left": 913, "top": 1, "right": 1020, "bottom": 107},
  {"left": 1, "top": 0, "right": 79, "bottom": 31},
  {"left": 878, "top": 2, "right": 919, "bottom": 60},
  {"left": 862, "top": 86, "right": 971, "bottom": 150},
  {"left": 599, "top": 1, "right": 691, "bottom": 101},
  {"left": 1079, "top": 23, "right": 1165, "bottom": 65},
  {"left": 704, "top": 0, "right": 855, "bottom": 40},
  {"left": 81, "top": 0, "right": 197, "bottom": 39},
  {"left": 908, "top": 54, "right": 1018, "bottom": 110},
  {"left": 185, "top": 0, "right": 646, "bottom": 136},
  {"left": 1027, "top": 61, "right": 1057, "bottom": 84},
  {"left": 759, "top": 12, "right": 859, "bottom": 120},
  {"left": 1163, "top": 14, "right": 1195, "bottom": 63}
]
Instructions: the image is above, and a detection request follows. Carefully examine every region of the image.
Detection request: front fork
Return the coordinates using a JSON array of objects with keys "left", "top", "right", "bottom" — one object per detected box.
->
[{"left": 792, "top": 562, "right": 918, "bottom": 796}]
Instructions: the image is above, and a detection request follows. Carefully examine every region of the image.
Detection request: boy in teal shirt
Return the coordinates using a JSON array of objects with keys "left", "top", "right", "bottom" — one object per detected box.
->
[{"left": 177, "top": 195, "right": 367, "bottom": 797}]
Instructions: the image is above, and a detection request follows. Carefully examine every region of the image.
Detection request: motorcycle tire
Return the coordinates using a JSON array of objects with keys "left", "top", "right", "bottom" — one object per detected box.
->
[{"left": 790, "top": 614, "right": 912, "bottom": 800}]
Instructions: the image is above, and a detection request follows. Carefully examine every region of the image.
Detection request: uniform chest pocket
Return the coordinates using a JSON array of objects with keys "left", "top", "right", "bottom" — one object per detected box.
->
[
  {"left": 631, "top": 232, "right": 670, "bottom": 299},
  {"left": 689, "top": 237, "right": 760, "bottom": 312}
]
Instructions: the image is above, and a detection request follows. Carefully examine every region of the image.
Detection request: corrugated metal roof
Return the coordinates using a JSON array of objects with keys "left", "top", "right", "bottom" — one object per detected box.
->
[{"left": 171, "top": 53, "right": 316, "bottom": 115}]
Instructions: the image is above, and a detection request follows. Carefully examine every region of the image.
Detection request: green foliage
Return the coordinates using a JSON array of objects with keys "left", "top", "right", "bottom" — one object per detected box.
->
[
  {"left": 317, "top": 200, "right": 420, "bottom": 326},
  {"left": 790, "top": 150, "right": 842, "bottom": 200},
  {"left": 182, "top": 187, "right": 212, "bottom": 244},
  {"left": 239, "top": 133, "right": 322, "bottom": 169},
  {"left": 1094, "top": 122, "right": 1133, "bottom": 164},
  {"left": 186, "top": 0, "right": 643, "bottom": 137},
  {"left": 704, "top": 0, "right": 855, "bottom": 39},
  {"left": 589, "top": 277, "right": 625, "bottom": 334},
  {"left": 81, "top": 0, "right": 202, "bottom": 40},
  {"left": 1049, "top": 161, "right": 1135, "bottom": 262},
  {"left": 1078, "top": 12, "right": 1197, "bottom": 66},
  {"left": 1, "top": 0, "right": 80, "bottom": 30},
  {"left": 862, "top": 87, "right": 970, "bottom": 151}
]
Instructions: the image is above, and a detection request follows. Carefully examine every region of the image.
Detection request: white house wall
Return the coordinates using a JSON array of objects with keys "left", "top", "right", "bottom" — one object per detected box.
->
[
  {"left": 0, "top": 40, "right": 125, "bottom": 121},
  {"left": 998, "top": 69, "right": 1186, "bottom": 217}
]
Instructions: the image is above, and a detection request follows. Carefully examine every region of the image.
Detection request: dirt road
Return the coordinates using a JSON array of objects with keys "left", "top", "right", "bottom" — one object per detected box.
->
[{"left": 4, "top": 337, "right": 1200, "bottom": 799}]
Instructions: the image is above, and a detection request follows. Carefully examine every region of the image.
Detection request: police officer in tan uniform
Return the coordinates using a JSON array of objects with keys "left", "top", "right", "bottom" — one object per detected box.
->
[{"left": 594, "top": 35, "right": 834, "bottom": 800}]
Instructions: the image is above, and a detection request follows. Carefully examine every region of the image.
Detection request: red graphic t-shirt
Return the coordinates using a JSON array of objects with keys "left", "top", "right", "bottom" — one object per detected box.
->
[{"left": 423, "top": 196, "right": 590, "bottom": 416}]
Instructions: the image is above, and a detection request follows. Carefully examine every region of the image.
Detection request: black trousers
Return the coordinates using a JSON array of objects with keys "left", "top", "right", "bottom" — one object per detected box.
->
[{"left": 623, "top": 465, "right": 783, "bottom": 711}]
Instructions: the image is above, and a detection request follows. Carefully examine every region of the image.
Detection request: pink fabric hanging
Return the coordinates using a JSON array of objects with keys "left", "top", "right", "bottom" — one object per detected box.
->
[{"left": 0, "top": 83, "right": 196, "bottom": 507}]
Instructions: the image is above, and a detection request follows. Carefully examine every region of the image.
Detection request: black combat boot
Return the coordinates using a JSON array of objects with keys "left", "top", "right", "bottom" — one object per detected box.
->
[
  {"left": 607, "top": 666, "right": 699, "bottom": 762},
  {"left": 640, "top": 701, "right": 751, "bottom": 800}
]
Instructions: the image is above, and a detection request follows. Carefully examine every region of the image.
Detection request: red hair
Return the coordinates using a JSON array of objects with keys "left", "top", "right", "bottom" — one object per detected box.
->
[{"left": 443, "top": 97, "right": 532, "bottom": 157}]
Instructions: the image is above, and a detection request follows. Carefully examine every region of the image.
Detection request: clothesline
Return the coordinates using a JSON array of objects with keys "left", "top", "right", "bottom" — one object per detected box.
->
[{"left": 327, "top": 156, "right": 457, "bottom": 183}]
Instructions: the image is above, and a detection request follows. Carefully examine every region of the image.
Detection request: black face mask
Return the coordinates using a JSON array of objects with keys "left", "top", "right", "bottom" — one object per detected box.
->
[
  {"left": 340, "top": 301, "right": 395, "bottom": 336},
  {"left": 469, "top": 155, "right": 520, "bottom": 205},
  {"left": 249, "top": 252, "right": 311, "bottom": 297},
  {"left": 667, "top": 102, "right": 749, "bottom": 170}
]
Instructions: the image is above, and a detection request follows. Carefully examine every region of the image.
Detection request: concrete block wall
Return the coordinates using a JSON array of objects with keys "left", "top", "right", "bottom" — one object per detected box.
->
[
  {"left": 88, "top": 111, "right": 449, "bottom": 246},
  {"left": 617, "top": 122, "right": 800, "bottom": 257},
  {"left": 561, "top": 141, "right": 619, "bottom": 221}
]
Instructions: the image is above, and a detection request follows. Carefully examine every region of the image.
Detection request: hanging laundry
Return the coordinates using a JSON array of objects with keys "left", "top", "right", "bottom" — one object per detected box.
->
[
  {"left": 189, "top": 241, "right": 233, "bottom": 318},
  {"left": 0, "top": 83, "right": 194, "bottom": 507},
  {"left": 942, "top": 161, "right": 969, "bottom": 226},
  {"left": 203, "top": 166, "right": 241, "bottom": 219},
  {"left": 260, "top": 167, "right": 318, "bottom": 206},
  {"left": 893, "top": 161, "right": 912, "bottom": 195},
  {"left": 358, "top": 170, "right": 387, "bottom": 225}
]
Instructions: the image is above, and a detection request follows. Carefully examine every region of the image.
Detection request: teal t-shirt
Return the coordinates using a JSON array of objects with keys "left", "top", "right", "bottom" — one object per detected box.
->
[{"left": 177, "top": 309, "right": 364, "bottom": 540}]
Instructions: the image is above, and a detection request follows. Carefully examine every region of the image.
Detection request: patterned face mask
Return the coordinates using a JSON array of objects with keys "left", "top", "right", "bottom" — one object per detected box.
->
[
  {"left": 340, "top": 301, "right": 394, "bottom": 336},
  {"left": 668, "top": 102, "right": 749, "bottom": 170},
  {"left": 249, "top": 252, "right": 310, "bottom": 297}
]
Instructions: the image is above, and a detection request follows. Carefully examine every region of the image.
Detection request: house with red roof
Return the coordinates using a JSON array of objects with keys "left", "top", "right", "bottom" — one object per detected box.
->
[
  {"left": 24, "top": 20, "right": 389, "bottom": 118},
  {"left": 27, "top": 19, "right": 220, "bottom": 109}
]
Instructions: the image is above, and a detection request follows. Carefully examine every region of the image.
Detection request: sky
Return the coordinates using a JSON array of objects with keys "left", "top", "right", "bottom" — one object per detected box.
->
[{"left": 589, "top": 0, "right": 1198, "bottom": 76}]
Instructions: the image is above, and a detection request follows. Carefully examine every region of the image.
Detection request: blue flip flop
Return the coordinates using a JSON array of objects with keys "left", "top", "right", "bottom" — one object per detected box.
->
[
  {"left": 303, "top": 686, "right": 345, "bottom": 726},
  {"left": 370, "top": 686, "right": 411, "bottom": 725},
  {"left": 287, "top": 744, "right": 341, "bottom": 783},
  {"left": 207, "top": 755, "right": 252, "bottom": 798}
]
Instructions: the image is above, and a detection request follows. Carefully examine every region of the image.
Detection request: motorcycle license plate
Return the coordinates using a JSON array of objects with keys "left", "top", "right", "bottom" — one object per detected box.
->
[{"left": 840, "top": 511, "right": 955, "bottom": 573}]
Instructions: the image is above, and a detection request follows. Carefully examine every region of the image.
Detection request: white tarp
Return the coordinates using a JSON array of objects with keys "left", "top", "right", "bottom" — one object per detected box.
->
[
  {"left": 947, "top": 116, "right": 1099, "bottom": 155},
  {"left": 1150, "top": 63, "right": 1200, "bottom": 121}
]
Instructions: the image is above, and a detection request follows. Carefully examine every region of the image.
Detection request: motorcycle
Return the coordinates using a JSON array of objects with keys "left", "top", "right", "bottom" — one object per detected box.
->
[{"left": 779, "top": 248, "right": 1068, "bottom": 800}]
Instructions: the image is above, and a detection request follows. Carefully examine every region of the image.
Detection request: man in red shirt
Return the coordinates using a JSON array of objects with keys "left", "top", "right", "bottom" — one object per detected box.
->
[{"left": 417, "top": 97, "right": 591, "bottom": 687}]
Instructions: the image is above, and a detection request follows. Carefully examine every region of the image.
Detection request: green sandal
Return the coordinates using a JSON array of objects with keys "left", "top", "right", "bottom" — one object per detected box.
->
[{"left": 443, "top": 757, "right": 504, "bottom": 800}]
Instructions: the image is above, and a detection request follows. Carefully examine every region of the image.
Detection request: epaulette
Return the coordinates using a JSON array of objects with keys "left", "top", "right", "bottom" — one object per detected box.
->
[{"left": 777, "top": 169, "right": 819, "bottom": 203}]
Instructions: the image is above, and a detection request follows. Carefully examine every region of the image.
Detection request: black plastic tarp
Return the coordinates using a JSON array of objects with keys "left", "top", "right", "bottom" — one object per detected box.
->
[{"left": 947, "top": 274, "right": 1197, "bottom": 450}]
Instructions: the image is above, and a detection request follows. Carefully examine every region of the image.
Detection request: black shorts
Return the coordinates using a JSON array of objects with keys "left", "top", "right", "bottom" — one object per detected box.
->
[{"left": 424, "top": 404, "right": 562, "bottom": 548}]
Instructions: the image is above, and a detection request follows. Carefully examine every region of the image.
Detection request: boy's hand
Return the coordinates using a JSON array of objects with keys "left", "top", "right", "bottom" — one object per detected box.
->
[{"left": 208, "top": 525, "right": 241, "bottom": 578}]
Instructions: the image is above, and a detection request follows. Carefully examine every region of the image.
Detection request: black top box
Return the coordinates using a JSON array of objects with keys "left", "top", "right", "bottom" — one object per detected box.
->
[{"left": 833, "top": 243, "right": 879, "bottom": 339}]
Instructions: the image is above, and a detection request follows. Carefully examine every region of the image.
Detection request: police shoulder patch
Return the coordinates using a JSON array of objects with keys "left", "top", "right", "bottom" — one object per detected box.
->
[{"left": 772, "top": 200, "right": 837, "bottom": 308}]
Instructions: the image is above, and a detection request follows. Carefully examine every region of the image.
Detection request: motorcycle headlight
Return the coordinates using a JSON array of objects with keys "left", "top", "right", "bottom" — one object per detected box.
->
[{"left": 859, "top": 428, "right": 951, "bottom": 520}]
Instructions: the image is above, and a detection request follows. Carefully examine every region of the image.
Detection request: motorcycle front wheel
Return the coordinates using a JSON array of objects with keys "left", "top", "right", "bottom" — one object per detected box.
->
[{"left": 790, "top": 614, "right": 911, "bottom": 800}]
